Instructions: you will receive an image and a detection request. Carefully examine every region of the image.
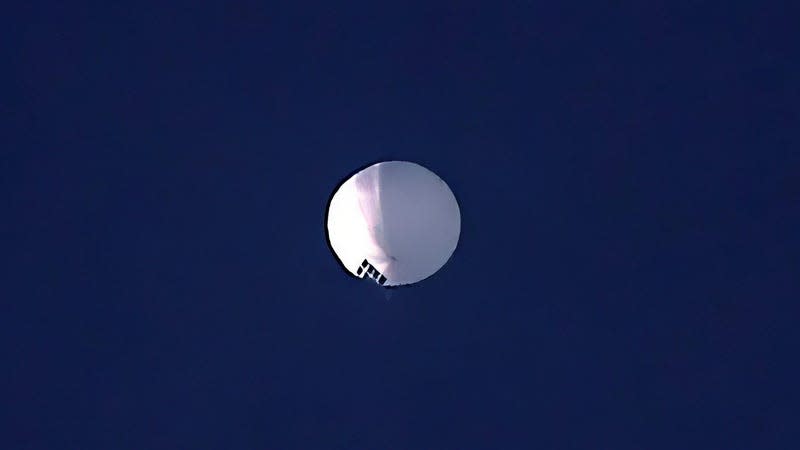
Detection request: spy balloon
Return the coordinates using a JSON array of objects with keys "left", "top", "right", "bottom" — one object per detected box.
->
[{"left": 326, "top": 161, "right": 461, "bottom": 287}]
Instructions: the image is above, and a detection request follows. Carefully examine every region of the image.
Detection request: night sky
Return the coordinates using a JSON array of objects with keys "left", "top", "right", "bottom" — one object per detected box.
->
[{"left": 4, "top": 1, "right": 798, "bottom": 448}]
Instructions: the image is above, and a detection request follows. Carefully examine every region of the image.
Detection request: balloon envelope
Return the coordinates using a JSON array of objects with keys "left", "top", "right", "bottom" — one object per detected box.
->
[{"left": 326, "top": 161, "right": 461, "bottom": 286}]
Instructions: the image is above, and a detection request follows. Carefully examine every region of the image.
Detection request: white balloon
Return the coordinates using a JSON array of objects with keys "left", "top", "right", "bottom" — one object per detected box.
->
[{"left": 326, "top": 161, "right": 461, "bottom": 287}]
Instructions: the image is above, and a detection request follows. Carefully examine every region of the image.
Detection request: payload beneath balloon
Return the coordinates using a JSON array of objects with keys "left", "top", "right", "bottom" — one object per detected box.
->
[{"left": 326, "top": 161, "right": 461, "bottom": 287}]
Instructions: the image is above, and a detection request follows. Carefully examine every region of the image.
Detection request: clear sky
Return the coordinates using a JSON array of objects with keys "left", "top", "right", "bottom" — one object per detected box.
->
[{"left": 3, "top": 1, "right": 798, "bottom": 448}]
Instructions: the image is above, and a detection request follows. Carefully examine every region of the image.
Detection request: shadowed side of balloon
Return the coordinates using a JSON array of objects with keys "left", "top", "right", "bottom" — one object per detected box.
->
[{"left": 376, "top": 162, "right": 461, "bottom": 287}]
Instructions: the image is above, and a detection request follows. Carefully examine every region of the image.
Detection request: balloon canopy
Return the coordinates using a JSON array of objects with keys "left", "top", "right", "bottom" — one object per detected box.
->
[{"left": 326, "top": 161, "right": 461, "bottom": 287}]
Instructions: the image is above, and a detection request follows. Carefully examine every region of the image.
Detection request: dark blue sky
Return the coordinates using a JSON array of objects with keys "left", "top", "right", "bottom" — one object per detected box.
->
[{"left": 3, "top": 1, "right": 798, "bottom": 448}]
